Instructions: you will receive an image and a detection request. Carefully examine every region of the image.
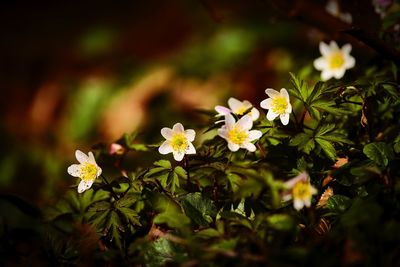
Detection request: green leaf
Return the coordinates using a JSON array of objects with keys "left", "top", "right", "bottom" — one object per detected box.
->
[
  {"left": 174, "top": 166, "right": 187, "bottom": 179},
  {"left": 154, "top": 160, "right": 172, "bottom": 169},
  {"left": 393, "top": 135, "right": 400, "bottom": 153},
  {"left": 326, "top": 195, "right": 351, "bottom": 213},
  {"left": 153, "top": 210, "right": 190, "bottom": 229},
  {"left": 315, "top": 138, "right": 336, "bottom": 161},
  {"left": 146, "top": 167, "right": 168, "bottom": 177},
  {"left": 181, "top": 192, "right": 217, "bottom": 227},
  {"left": 363, "top": 142, "right": 394, "bottom": 167},
  {"left": 115, "top": 193, "right": 138, "bottom": 208},
  {"left": 89, "top": 201, "right": 111, "bottom": 212},
  {"left": 266, "top": 214, "right": 295, "bottom": 231},
  {"left": 117, "top": 207, "right": 141, "bottom": 226}
]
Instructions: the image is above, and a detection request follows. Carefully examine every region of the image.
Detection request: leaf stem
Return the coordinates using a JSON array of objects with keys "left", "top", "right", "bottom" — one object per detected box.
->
[{"left": 101, "top": 174, "right": 120, "bottom": 200}]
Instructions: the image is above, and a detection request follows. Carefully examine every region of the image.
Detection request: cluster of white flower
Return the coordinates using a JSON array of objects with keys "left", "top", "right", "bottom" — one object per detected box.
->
[{"left": 67, "top": 39, "right": 358, "bottom": 209}]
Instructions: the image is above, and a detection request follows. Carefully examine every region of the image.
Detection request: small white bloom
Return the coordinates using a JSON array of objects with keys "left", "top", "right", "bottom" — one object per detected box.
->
[
  {"left": 260, "top": 88, "right": 292, "bottom": 125},
  {"left": 158, "top": 123, "right": 196, "bottom": 161},
  {"left": 282, "top": 172, "right": 318, "bottom": 211},
  {"left": 215, "top": 97, "right": 260, "bottom": 121},
  {"left": 325, "top": 0, "right": 352, "bottom": 23},
  {"left": 218, "top": 114, "right": 262, "bottom": 152},
  {"left": 314, "top": 41, "right": 355, "bottom": 81},
  {"left": 67, "top": 150, "right": 102, "bottom": 193}
]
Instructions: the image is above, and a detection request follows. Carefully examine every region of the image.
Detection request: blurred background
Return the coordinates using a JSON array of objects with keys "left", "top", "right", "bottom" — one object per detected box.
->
[{"left": 0, "top": 0, "right": 396, "bottom": 207}]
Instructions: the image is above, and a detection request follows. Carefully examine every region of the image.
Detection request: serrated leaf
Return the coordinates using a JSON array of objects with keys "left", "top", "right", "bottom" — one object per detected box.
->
[
  {"left": 89, "top": 201, "right": 111, "bottom": 212},
  {"left": 316, "top": 124, "right": 336, "bottom": 136},
  {"left": 154, "top": 160, "right": 172, "bottom": 169},
  {"left": 181, "top": 192, "right": 217, "bottom": 227},
  {"left": 90, "top": 210, "right": 109, "bottom": 228},
  {"left": 117, "top": 207, "right": 141, "bottom": 226},
  {"left": 174, "top": 166, "right": 187, "bottom": 179},
  {"left": 316, "top": 138, "right": 336, "bottom": 161},
  {"left": 326, "top": 195, "right": 351, "bottom": 213},
  {"left": 290, "top": 133, "right": 311, "bottom": 147},
  {"left": 363, "top": 142, "right": 394, "bottom": 167},
  {"left": 115, "top": 193, "right": 138, "bottom": 208},
  {"left": 146, "top": 167, "right": 168, "bottom": 177}
]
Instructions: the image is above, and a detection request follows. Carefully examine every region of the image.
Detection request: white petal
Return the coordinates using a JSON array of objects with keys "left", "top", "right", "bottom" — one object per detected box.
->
[
  {"left": 186, "top": 142, "right": 196, "bottom": 154},
  {"left": 248, "top": 130, "right": 262, "bottom": 141},
  {"left": 225, "top": 114, "right": 236, "bottom": 127},
  {"left": 325, "top": 0, "right": 339, "bottom": 15},
  {"left": 311, "top": 186, "right": 318, "bottom": 195},
  {"left": 172, "top": 123, "right": 184, "bottom": 133},
  {"left": 243, "top": 142, "right": 256, "bottom": 152},
  {"left": 321, "top": 70, "right": 333, "bottom": 81},
  {"left": 345, "top": 55, "right": 355, "bottom": 69},
  {"left": 304, "top": 199, "right": 312, "bottom": 208},
  {"left": 228, "top": 142, "right": 240, "bottom": 152},
  {"left": 88, "top": 152, "right": 96, "bottom": 164},
  {"left": 242, "top": 100, "right": 252, "bottom": 109},
  {"left": 217, "top": 128, "right": 228, "bottom": 139},
  {"left": 75, "top": 150, "right": 89, "bottom": 164},
  {"left": 96, "top": 166, "right": 102, "bottom": 177},
  {"left": 67, "top": 164, "right": 81, "bottom": 177},
  {"left": 280, "top": 88, "right": 289, "bottom": 101},
  {"left": 280, "top": 113, "right": 290, "bottom": 125},
  {"left": 237, "top": 115, "right": 252, "bottom": 130},
  {"left": 173, "top": 152, "right": 185, "bottom": 161},
  {"left": 78, "top": 179, "right": 94, "bottom": 193},
  {"left": 319, "top": 41, "right": 331, "bottom": 56},
  {"left": 215, "top": 105, "right": 231, "bottom": 116},
  {"left": 228, "top": 97, "right": 243, "bottom": 112},
  {"left": 260, "top": 98, "right": 272, "bottom": 109},
  {"left": 265, "top": 88, "right": 280, "bottom": 98},
  {"left": 266, "top": 110, "right": 279, "bottom": 121},
  {"left": 286, "top": 102, "right": 292, "bottom": 114},
  {"left": 341, "top": 43, "right": 352, "bottom": 54},
  {"left": 313, "top": 57, "right": 327, "bottom": 70},
  {"left": 294, "top": 199, "right": 304, "bottom": 210},
  {"left": 161, "top": 127, "right": 173, "bottom": 139},
  {"left": 250, "top": 107, "right": 260, "bottom": 121},
  {"left": 333, "top": 68, "right": 346, "bottom": 79},
  {"left": 282, "top": 193, "right": 292, "bottom": 202},
  {"left": 329, "top": 40, "right": 339, "bottom": 50},
  {"left": 283, "top": 172, "right": 308, "bottom": 189},
  {"left": 185, "top": 129, "right": 196, "bottom": 142},
  {"left": 158, "top": 141, "right": 173, "bottom": 155}
]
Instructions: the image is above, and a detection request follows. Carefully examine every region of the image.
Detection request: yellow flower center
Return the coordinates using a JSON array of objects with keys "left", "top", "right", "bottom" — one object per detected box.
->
[
  {"left": 292, "top": 181, "right": 313, "bottom": 201},
  {"left": 329, "top": 52, "right": 345, "bottom": 69},
  {"left": 227, "top": 127, "right": 248, "bottom": 145},
  {"left": 80, "top": 163, "right": 98, "bottom": 181},
  {"left": 236, "top": 106, "right": 248, "bottom": 115},
  {"left": 170, "top": 133, "right": 188, "bottom": 152},
  {"left": 271, "top": 96, "right": 288, "bottom": 115}
]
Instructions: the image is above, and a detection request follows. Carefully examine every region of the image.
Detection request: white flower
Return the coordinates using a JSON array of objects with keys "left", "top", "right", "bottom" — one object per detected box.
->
[
  {"left": 67, "top": 150, "right": 102, "bottom": 193},
  {"left": 282, "top": 172, "right": 318, "bottom": 211},
  {"left": 215, "top": 97, "right": 260, "bottom": 121},
  {"left": 218, "top": 114, "right": 262, "bottom": 152},
  {"left": 158, "top": 123, "right": 196, "bottom": 161},
  {"left": 325, "top": 0, "right": 352, "bottom": 23},
  {"left": 314, "top": 41, "right": 355, "bottom": 81},
  {"left": 260, "top": 88, "right": 292, "bottom": 125}
]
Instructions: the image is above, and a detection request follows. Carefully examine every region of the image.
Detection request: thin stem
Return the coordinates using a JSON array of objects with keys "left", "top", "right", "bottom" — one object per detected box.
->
[{"left": 101, "top": 174, "right": 120, "bottom": 200}]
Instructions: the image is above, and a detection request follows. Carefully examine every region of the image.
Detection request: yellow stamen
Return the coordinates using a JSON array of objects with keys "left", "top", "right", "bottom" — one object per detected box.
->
[
  {"left": 80, "top": 163, "right": 98, "bottom": 181},
  {"left": 329, "top": 52, "right": 345, "bottom": 69},
  {"left": 236, "top": 106, "right": 248, "bottom": 115},
  {"left": 227, "top": 127, "right": 248, "bottom": 145},
  {"left": 170, "top": 133, "right": 188, "bottom": 152},
  {"left": 271, "top": 96, "right": 288, "bottom": 115},
  {"left": 292, "top": 181, "right": 313, "bottom": 201}
]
